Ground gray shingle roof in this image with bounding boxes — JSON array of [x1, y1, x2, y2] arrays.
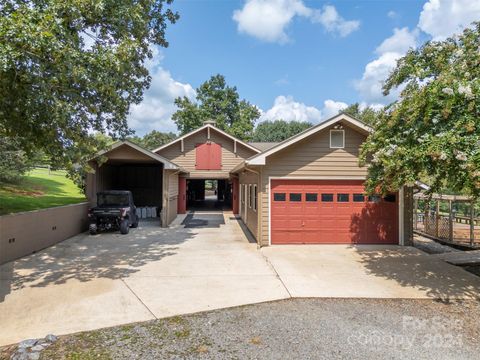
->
[[248, 142, 279, 152]]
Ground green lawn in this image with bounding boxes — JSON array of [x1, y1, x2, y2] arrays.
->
[[0, 168, 86, 215]]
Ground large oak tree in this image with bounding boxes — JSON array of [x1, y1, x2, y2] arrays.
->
[[0, 0, 178, 171]]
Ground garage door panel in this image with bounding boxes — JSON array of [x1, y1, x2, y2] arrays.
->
[[271, 180, 398, 245]]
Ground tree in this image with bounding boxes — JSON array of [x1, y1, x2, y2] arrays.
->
[[129, 130, 176, 150], [360, 22, 480, 198], [172, 74, 260, 140], [0, 137, 35, 183], [251, 120, 312, 142], [0, 0, 179, 172], [342, 103, 380, 125]]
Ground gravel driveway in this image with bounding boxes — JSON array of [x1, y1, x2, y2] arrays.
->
[[3, 298, 478, 360]]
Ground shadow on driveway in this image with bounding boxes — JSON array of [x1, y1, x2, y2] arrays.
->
[[352, 246, 480, 301], [0, 221, 193, 302]]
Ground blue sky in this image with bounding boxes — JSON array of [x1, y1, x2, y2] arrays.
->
[[128, 0, 480, 135]]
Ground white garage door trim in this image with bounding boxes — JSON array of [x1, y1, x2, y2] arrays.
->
[[267, 176, 404, 246]]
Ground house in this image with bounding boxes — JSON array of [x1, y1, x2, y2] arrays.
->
[[86, 113, 413, 246]]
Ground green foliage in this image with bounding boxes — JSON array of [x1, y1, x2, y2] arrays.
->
[[251, 120, 312, 142], [342, 103, 380, 126], [0, 168, 86, 215], [172, 74, 260, 140], [0, 0, 179, 172], [68, 132, 115, 193], [361, 22, 480, 198], [128, 130, 176, 150], [0, 137, 35, 183]]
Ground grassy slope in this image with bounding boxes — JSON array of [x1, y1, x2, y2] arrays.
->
[[0, 168, 86, 215]]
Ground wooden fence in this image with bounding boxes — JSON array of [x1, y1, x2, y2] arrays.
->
[[413, 194, 479, 249]]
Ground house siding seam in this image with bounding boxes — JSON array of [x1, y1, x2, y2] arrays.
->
[[259, 124, 368, 246]]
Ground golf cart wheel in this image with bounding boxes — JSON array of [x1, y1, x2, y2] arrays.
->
[[89, 224, 97, 235], [120, 219, 130, 234]]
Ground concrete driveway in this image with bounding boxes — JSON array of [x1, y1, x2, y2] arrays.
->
[[1, 211, 480, 346]]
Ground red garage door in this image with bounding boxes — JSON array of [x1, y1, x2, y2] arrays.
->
[[271, 180, 398, 244]]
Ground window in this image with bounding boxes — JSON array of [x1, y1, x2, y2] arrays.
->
[[306, 193, 318, 202], [368, 195, 381, 203], [383, 194, 396, 203], [241, 185, 245, 204], [337, 193, 349, 202], [274, 193, 286, 201], [289, 193, 302, 202], [253, 185, 258, 211], [248, 185, 252, 208], [321, 193, 334, 202], [353, 194, 365, 202], [330, 129, 345, 148]]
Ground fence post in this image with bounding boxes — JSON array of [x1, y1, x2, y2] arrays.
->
[[424, 201, 429, 233], [413, 198, 418, 230], [470, 201, 475, 247], [448, 200, 453, 242], [435, 200, 440, 238]]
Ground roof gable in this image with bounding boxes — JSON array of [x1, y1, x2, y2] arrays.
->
[[94, 140, 180, 170], [153, 124, 261, 154], [246, 113, 372, 166]]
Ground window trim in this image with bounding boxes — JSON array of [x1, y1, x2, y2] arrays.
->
[[253, 185, 258, 212], [330, 129, 345, 149], [248, 184, 252, 208]]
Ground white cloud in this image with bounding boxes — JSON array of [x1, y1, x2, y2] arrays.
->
[[232, 0, 310, 43], [387, 10, 398, 19], [128, 49, 195, 135], [259, 96, 347, 123], [321, 99, 348, 119], [260, 95, 322, 122], [375, 27, 418, 55], [232, 0, 359, 43], [354, 27, 418, 104], [310, 5, 360, 37], [418, 0, 480, 40]]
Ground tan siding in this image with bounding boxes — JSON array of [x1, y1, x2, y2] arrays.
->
[[156, 128, 257, 178], [167, 197, 178, 225], [258, 124, 368, 246], [105, 144, 155, 162], [166, 172, 179, 225], [238, 171, 259, 240], [168, 172, 179, 197]]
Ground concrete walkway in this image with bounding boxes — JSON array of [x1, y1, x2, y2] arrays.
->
[[1, 211, 480, 346]]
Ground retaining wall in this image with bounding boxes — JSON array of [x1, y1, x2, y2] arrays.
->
[[0, 202, 89, 265]]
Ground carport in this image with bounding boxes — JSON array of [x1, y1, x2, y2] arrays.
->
[[86, 140, 182, 227]]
